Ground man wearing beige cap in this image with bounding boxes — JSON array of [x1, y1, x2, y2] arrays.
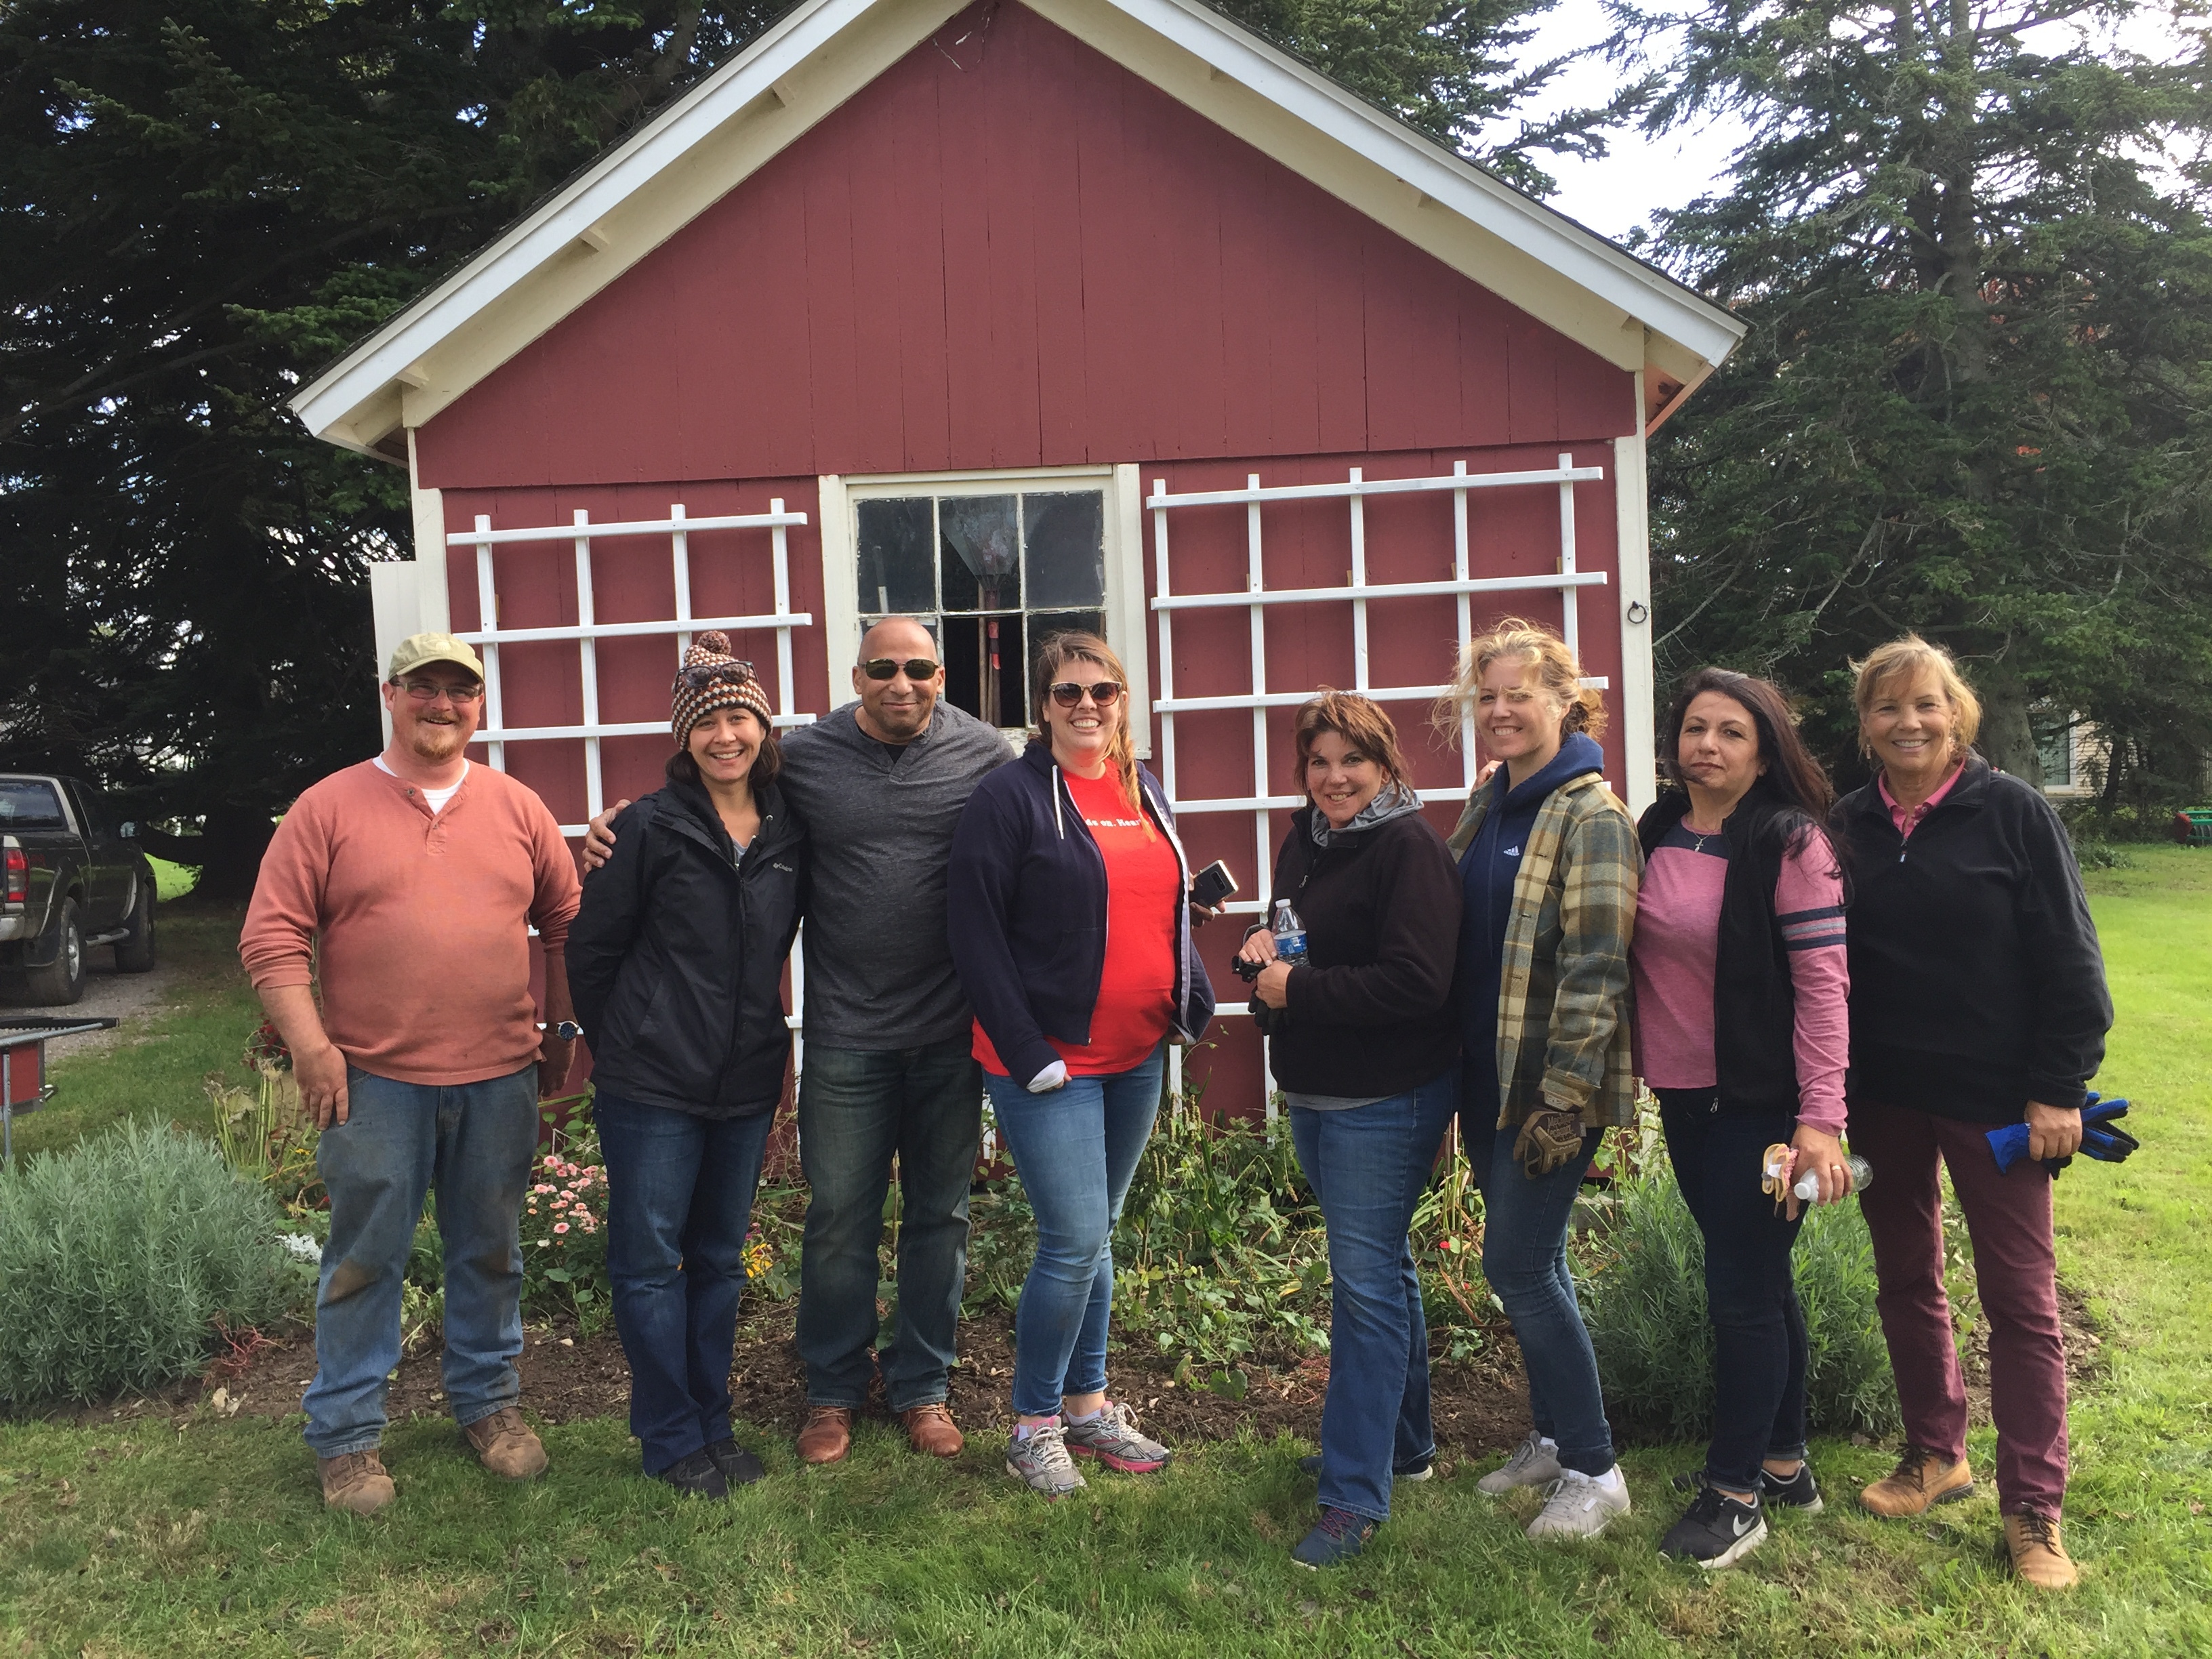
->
[[241, 633, 581, 1515]]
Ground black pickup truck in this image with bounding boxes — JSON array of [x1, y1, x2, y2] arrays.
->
[[0, 775, 158, 1005]]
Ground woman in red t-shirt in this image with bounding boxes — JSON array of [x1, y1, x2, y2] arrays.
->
[[947, 632, 1216, 1500]]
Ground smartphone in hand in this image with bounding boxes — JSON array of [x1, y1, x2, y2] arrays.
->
[[1189, 859, 1237, 914]]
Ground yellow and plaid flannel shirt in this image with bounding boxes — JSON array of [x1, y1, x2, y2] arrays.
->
[[1446, 769, 1643, 1132]]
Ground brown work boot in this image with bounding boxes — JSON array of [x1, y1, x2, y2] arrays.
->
[[1859, 1446, 1974, 1517], [901, 1401, 964, 1458], [798, 1406, 854, 1465], [462, 1406, 548, 1480], [2005, 1511, 2079, 1589], [319, 1450, 396, 1515]]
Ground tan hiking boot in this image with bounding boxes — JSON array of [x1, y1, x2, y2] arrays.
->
[[900, 1402, 964, 1458], [798, 1406, 854, 1465], [1860, 1446, 1974, 1517], [319, 1450, 396, 1515], [462, 1407, 548, 1480], [2005, 1511, 2078, 1589]]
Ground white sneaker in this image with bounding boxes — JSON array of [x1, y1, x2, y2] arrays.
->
[[1525, 1465, 1631, 1540], [1478, 1431, 1563, 1496]]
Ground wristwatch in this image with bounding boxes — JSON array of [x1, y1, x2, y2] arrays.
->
[[552, 1020, 583, 1042]]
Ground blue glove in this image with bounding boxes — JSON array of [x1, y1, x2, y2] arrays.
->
[[1987, 1092, 2135, 1176]]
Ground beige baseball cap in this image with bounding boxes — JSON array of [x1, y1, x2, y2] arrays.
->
[[388, 632, 486, 682]]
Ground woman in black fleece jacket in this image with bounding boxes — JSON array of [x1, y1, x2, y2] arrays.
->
[[1834, 635, 2110, 1591], [1236, 693, 1460, 1569]]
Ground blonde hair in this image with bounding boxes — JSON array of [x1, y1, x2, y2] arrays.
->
[[1851, 634, 1982, 760], [1031, 630, 1143, 809], [1434, 617, 1607, 744]]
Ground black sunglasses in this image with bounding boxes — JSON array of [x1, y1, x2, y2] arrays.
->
[[863, 657, 941, 681], [1048, 680, 1124, 708], [674, 660, 760, 693]]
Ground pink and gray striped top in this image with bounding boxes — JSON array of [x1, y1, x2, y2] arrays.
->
[[1631, 819, 1851, 1134]]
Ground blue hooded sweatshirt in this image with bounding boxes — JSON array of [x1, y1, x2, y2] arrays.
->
[[1458, 731, 1607, 1121]]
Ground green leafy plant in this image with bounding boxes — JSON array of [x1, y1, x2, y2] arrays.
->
[[0, 1122, 310, 1406], [1577, 1162, 1901, 1442]]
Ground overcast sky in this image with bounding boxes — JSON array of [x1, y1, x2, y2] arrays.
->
[[1502, 0, 2196, 246]]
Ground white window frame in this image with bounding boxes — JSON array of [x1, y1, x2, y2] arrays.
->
[[816, 465, 1151, 754], [445, 501, 815, 836]]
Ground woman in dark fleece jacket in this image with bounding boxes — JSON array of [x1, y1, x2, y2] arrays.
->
[[1834, 635, 2110, 1592], [946, 632, 1214, 1503], [567, 636, 807, 1500], [1235, 693, 1460, 1570]]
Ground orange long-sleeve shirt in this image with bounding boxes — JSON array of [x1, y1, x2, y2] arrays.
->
[[240, 761, 581, 1086]]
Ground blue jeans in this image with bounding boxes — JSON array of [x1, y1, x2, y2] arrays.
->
[[594, 1093, 774, 1474], [304, 1065, 539, 1457], [983, 1044, 1165, 1418], [1290, 1071, 1458, 1523], [1461, 1066, 1617, 1477], [1657, 1090, 1809, 1493], [794, 1037, 983, 1412]]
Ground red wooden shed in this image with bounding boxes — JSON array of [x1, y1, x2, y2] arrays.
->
[[291, 0, 1743, 1118]]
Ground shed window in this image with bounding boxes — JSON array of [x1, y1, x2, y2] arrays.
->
[[855, 487, 1108, 729]]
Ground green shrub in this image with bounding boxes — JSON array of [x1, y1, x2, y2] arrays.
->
[[1578, 1165, 1900, 1443], [0, 1122, 310, 1406]]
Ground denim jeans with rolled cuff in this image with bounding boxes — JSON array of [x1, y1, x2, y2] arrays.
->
[[595, 1091, 774, 1475], [304, 1064, 539, 1458], [983, 1042, 1165, 1419], [1656, 1089, 1810, 1494], [1289, 1069, 1458, 1523], [1460, 1064, 1617, 1477], [794, 1036, 984, 1413]]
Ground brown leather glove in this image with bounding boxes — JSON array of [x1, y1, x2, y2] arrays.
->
[[1513, 1107, 1588, 1179]]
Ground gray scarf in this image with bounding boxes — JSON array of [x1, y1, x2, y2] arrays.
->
[[1309, 779, 1424, 848]]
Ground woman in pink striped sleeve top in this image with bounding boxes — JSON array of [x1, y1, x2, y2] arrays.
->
[[1630, 669, 1853, 1570]]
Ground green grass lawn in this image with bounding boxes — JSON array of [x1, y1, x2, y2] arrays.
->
[[1, 855, 2207, 1656]]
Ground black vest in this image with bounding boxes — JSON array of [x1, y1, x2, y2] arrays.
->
[[1637, 785, 1822, 1116]]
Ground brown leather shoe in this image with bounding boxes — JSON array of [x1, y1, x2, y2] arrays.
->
[[2005, 1511, 2078, 1589], [462, 1406, 548, 1480], [901, 1401, 964, 1458], [798, 1406, 854, 1465], [319, 1450, 396, 1515], [1859, 1446, 1974, 1517]]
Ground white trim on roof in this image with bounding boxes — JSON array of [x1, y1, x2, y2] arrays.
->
[[291, 0, 1742, 455]]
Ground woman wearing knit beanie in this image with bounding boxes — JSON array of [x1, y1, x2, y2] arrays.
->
[[567, 632, 810, 1498]]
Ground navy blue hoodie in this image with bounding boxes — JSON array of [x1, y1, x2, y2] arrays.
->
[[1458, 733, 1607, 1120], [946, 741, 1216, 1086]]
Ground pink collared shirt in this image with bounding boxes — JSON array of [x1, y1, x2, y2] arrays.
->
[[1878, 759, 1965, 840]]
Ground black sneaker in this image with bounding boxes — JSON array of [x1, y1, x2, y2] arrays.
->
[[1658, 1482, 1767, 1569], [1290, 1506, 1378, 1569], [1296, 1452, 1433, 1483], [1758, 1462, 1823, 1514], [652, 1448, 730, 1498], [705, 1438, 765, 1488]]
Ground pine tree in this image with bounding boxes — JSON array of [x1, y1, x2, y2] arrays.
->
[[1637, 0, 2212, 805]]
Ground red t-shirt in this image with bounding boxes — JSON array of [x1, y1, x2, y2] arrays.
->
[[973, 766, 1181, 1079]]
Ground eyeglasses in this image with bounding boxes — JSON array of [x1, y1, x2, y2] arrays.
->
[[863, 657, 941, 682], [397, 680, 483, 703], [1048, 680, 1124, 709], [674, 661, 760, 692]]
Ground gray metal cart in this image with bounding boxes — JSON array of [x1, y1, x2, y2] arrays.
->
[[1, 1015, 121, 1164]]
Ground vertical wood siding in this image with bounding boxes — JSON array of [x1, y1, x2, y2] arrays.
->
[[413, 1, 1633, 491]]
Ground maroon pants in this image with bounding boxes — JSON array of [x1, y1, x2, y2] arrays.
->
[[1849, 1098, 2068, 1517]]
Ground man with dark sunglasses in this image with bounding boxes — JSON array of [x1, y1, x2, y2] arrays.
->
[[585, 616, 1010, 1465]]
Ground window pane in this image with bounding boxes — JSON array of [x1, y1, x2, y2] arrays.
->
[[2032, 712, 2073, 789], [943, 612, 1026, 729], [939, 495, 1021, 613], [0, 780, 66, 829], [857, 497, 935, 616], [1027, 610, 1109, 707], [1022, 493, 1106, 608]]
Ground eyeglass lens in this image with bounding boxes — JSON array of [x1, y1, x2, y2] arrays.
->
[[403, 681, 483, 703]]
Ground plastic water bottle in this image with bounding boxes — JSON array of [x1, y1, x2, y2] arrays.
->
[[1794, 1153, 1875, 1203], [1271, 899, 1309, 965]]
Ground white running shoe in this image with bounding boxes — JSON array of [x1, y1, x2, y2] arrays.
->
[[1525, 1465, 1631, 1540], [1478, 1431, 1563, 1496]]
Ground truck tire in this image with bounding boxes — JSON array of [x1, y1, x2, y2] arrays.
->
[[114, 879, 157, 973], [22, 897, 87, 1006]]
